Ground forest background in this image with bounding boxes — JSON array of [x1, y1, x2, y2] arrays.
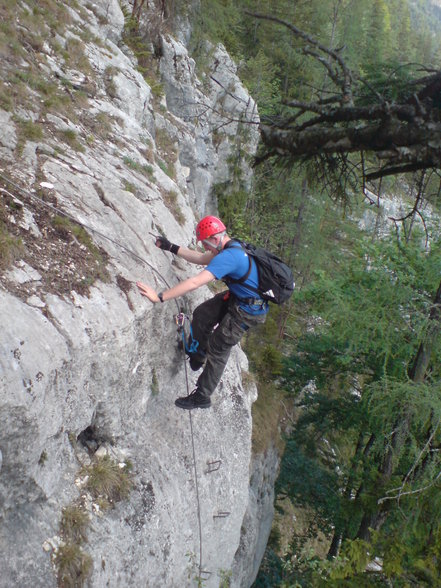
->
[[187, 1, 441, 586]]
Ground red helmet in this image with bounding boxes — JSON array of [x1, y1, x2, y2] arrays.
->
[[195, 215, 226, 241]]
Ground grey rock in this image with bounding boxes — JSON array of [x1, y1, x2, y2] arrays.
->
[[87, 0, 125, 43], [0, 2, 275, 587], [0, 111, 17, 157], [5, 261, 42, 284], [26, 295, 46, 308], [159, 36, 260, 216]]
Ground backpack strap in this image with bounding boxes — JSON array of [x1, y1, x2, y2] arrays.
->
[[223, 240, 268, 302], [223, 240, 253, 285]]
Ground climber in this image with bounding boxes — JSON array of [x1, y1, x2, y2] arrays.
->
[[136, 215, 268, 410]]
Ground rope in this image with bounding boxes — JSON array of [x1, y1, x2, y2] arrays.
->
[[178, 317, 202, 580], [1, 171, 206, 580], [188, 391, 204, 580]]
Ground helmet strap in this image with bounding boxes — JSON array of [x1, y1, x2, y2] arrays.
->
[[203, 231, 226, 252], [214, 231, 226, 251]]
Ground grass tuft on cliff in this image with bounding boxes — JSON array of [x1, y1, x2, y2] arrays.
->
[[55, 542, 93, 588], [82, 455, 133, 508]]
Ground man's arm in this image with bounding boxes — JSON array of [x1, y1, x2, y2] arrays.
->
[[136, 269, 215, 303], [177, 246, 215, 265], [155, 235, 214, 265]]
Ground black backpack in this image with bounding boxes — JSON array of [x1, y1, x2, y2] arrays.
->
[[224, 240, 295, 304]]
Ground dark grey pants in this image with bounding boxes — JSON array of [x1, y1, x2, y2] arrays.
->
[[191, 291, 267, 398]]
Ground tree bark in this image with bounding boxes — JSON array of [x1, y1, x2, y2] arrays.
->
[[408, 279, 441, 382], [328, 432, 375, 556], [260, 117, 441, 168]]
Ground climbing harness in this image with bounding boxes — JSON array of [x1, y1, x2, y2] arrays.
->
[[175, 311, 199, 355]]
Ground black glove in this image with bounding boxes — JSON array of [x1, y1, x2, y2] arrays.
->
[[155, 236, 179, 255]]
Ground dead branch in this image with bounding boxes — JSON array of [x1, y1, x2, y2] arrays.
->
[[244, 12, 441, 185]]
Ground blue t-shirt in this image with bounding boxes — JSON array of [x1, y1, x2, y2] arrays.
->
[[206, 242, 269, 315]]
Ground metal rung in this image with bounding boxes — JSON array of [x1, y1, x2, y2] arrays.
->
[[206, 459, 222, 473], [213, 511, 230, 519], [200, 570, 212, 579]]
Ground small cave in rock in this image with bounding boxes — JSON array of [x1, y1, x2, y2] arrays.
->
[[77, 425, 104, 454], [77, 403, 118, 454]]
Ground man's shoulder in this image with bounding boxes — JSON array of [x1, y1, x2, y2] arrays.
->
[[206, 242, 247, 278], [223, 239, 244, 250]]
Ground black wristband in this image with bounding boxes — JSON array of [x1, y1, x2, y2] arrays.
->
[[158, 292, 164, 303], [170, 244, 179, 255]]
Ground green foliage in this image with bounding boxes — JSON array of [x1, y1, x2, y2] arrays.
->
[[365, 379, 441, 448], [269, 231, 441, 585], [188, 2, 441, 587], [240, 50, 281, 117], [0, 0, 95, 126], [123, 156, 154, 178], [251, 381, 285, 454], [292, 235, 440, 382], [218, 568, 232, 587], [0, 80, 13, 110], [15, 118, 44, 141], [217, 184, 251, 240], [245, 310, 283, 377], [329, 539, 370, 581], [65, 37, 92, 74], [277, 439, 341, 535], [13, 117, 44, 155], [186, 550, 206, 587], [189, 0, 244, 63], [121, 5, 163, 95], [356, 61, 422, 105], [158, 159, 175, 180], [57, 129, 85, 153], [123, 180, 137, 194], [145, 76, 164, 98], [190, 0, 441, 138]]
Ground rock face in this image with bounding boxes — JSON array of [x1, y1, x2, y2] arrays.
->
[[0, 1, 276, 587], [232, 446, 279, 586]]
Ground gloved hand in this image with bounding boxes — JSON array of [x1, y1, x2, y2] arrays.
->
[[155, 236, 180, 255]]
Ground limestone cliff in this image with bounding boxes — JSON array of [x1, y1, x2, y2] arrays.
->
[[0, 1, 277, 587]]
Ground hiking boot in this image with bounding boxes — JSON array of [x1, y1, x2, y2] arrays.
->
[[175, 389, 211, 410], [189, 356, 205, 371], [188, 350, 206, 372]]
